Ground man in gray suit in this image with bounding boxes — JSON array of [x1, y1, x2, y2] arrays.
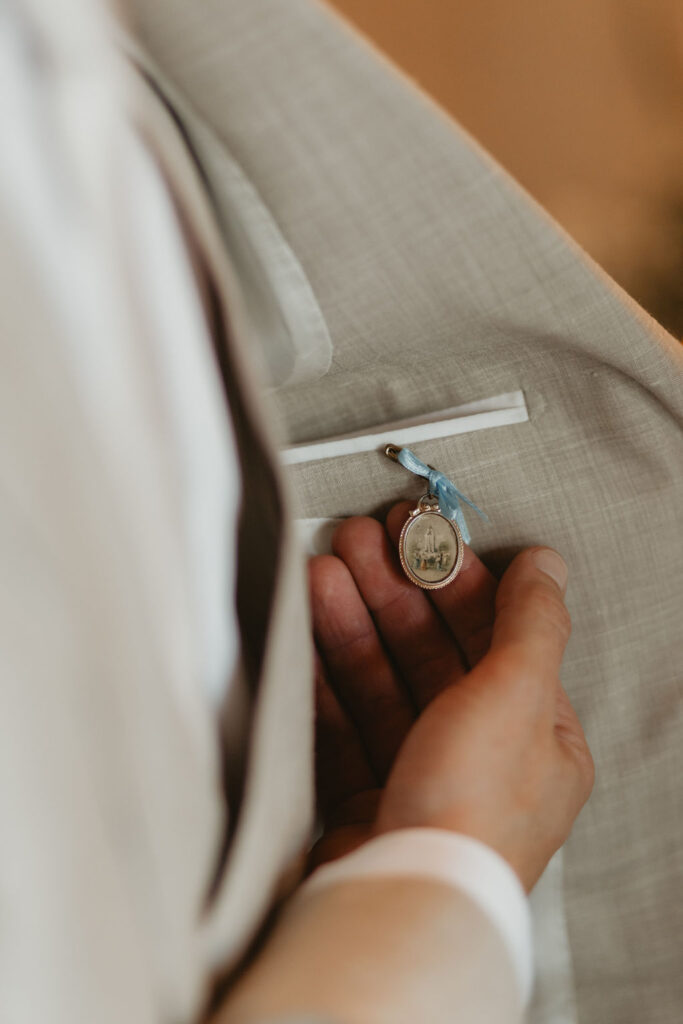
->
[[1, 1, 681, 1023]]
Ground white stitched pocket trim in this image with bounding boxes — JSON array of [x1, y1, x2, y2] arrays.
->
[[281, 390, 528, 466]]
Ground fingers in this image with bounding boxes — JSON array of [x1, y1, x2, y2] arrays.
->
[[308, 554, 415, 781], [331, 516, 467, 707], [314, 652, 375, 816], [386, 501, 498, 668], [483, 546, 572, 706]]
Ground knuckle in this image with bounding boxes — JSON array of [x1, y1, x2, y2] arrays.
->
[[366, 691, 401, 717], [528, 583, 572, 639], [564, 737, 596, 800], [578, 746, 596, 797]]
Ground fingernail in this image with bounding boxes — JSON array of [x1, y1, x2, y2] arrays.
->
[[531, 548, 568, 591]]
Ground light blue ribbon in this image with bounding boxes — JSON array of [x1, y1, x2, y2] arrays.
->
[[396, 447, 489, 545]]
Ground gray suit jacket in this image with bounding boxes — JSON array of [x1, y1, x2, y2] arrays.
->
[[128, 3, 683, 1021]]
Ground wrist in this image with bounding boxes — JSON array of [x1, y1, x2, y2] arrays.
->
[[374, 806, 541, 893]]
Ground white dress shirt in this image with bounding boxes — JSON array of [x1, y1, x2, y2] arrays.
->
[[1, 0, 532, 1013]]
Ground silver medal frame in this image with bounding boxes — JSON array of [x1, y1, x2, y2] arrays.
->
[[397, 494, 464, 590]]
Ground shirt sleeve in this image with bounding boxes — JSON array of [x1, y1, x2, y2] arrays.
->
[[301, 828, 534, 1007], [0, 5, 234, 1022]]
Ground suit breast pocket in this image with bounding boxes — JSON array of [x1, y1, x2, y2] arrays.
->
[[280, 390, 529, 555]]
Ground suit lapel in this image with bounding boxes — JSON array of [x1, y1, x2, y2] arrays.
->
[[123, 45, 315, 977]]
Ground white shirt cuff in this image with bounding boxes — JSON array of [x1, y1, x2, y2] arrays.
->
[[303, 828, 533, 1006]]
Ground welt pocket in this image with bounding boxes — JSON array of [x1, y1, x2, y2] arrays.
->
[[282, 389, 529, 466], [283, 390, 529, 555]]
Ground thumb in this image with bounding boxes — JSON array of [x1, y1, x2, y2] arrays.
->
[[478, 547, 572, 699]]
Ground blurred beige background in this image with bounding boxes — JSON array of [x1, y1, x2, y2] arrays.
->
[[329, 0, 683, 336]]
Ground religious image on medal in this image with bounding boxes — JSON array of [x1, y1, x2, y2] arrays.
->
[[403, 512, 458, 584]]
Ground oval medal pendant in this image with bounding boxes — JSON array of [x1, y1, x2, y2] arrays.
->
[[398, 494, 464, 590]]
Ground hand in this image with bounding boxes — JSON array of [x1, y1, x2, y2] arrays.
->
[[308, 502, 594, 892]]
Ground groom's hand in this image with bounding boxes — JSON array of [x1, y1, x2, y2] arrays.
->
[[308, 502, 594, 892]]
